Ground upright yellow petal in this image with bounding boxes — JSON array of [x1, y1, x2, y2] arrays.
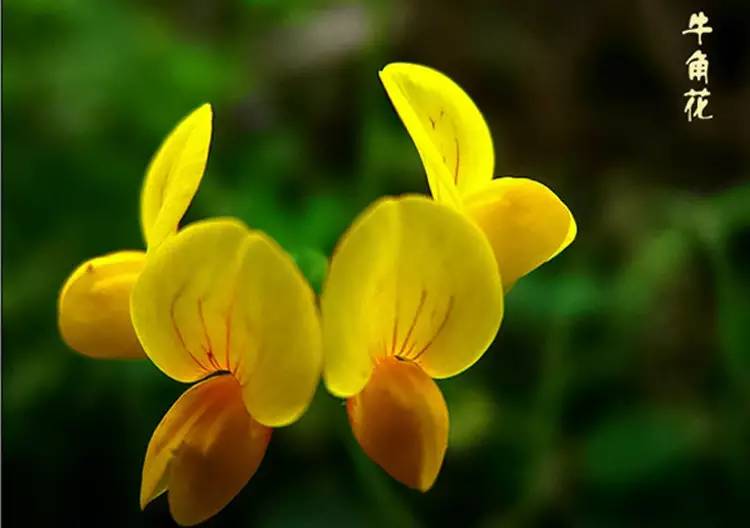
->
[[463, 177, 576, 291], [379, 63, 494, 204], [348, 356, 448, 491], [58, 251, 146, 359], [322, 196, 503, 398], [131, 218, 321, 427], [140, 104, 212, 249], [140, 375, 271, 526]]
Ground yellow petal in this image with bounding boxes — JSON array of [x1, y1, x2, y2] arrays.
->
[[379, 63, 494, 204], [140, 104, 212, 249], [140, 375, 271, 526], [58, 251, 146, 359], [348, 356, 448, 491], [131, 218, 321, 427], [321, 195, 503, 397], [464, 177, 577, 291]]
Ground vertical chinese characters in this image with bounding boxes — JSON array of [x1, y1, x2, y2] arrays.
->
[[682, 11, 713, 122]]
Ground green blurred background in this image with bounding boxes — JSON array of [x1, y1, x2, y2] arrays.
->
[[4, 0, 750, 526]]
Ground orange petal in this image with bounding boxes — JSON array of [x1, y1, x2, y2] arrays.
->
[[141, 375, 271, 526], [58, 251, 146, 359], [347, 356, 448, 491]]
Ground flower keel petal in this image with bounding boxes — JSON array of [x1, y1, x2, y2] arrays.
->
[[141, 375, 271, 526], [58, 251, 146, 359], [348, 357, 448, 491]]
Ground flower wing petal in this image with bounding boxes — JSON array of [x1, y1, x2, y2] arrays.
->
[[58, 251, 146, 359], [464, 177, 576, 291], [234, 231, 322, 427], [131, 218, 321, 426], [140, 104, 212, 249], [131, 219, 248, 382], [322, 196, 503, 397], [379, 63, 493, 203], [140, 375, 271, 526], [320, 198, 400, 398]]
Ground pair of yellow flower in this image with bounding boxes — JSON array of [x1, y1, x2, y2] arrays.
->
[[58, 63, 575, 526]]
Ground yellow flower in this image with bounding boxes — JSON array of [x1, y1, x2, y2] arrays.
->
[[380, 63, 576, 291], [58, 104, 213, 359], [321, 195, 504, 491], [131, 218, 321, 525]]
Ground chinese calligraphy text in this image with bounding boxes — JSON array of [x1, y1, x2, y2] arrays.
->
[[682, 11, 713, 122]]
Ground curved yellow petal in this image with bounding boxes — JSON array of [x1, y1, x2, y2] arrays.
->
[[58, 251, 146, 359], [464, 177, 577, 291], [348, 356, 448, 491], [140, 104, 212, 249], [321, 195, 503, 397], [140, 375, 271, 526], [131, 218, 321, 427], [379, 63, 494, 204]]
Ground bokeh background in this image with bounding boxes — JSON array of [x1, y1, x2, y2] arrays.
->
[[4, 0, 750, 526]]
